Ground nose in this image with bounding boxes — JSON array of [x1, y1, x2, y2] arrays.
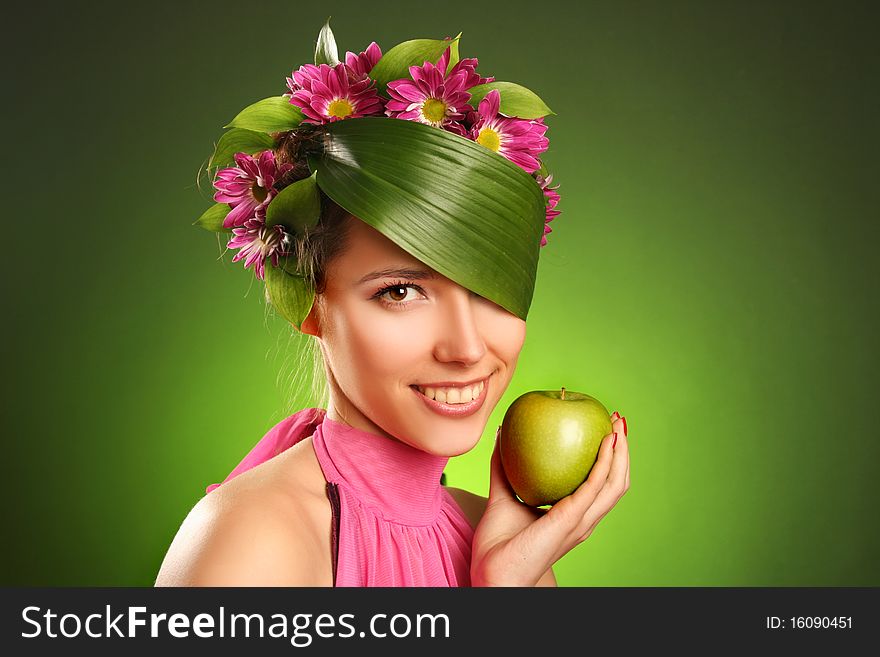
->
[[432, 289, 487, 366]]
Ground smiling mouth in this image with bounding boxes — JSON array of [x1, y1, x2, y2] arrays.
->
[[410, 377, 488, 405]]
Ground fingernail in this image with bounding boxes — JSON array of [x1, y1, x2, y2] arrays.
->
[[611, 411, 620, 421], [621, 416, 628, 438], [612, 432, 618, 449]]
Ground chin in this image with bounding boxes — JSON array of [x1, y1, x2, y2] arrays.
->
[[405, 384, 499, 455], [421, 419, 487, 457]]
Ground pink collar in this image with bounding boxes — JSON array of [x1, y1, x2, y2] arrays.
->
[[206, 408, 449, 525], [314, 415, 448, 526]]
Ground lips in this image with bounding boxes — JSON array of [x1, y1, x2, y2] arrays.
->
[[410, 374, 491, 418], [413, 379, 486, 404]]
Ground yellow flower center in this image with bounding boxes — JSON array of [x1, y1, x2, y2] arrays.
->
[[476, 127, 501, 152], [251, 182, 268, 202], [422, 98, 448, 123], [327, 98, 355, 118]]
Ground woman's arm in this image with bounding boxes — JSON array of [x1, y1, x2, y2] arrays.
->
[[446, 486, 557, 587], [535, 567, 557, 586], [155, 488, 326, 587]]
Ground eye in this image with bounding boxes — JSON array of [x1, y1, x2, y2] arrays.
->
[[371, 281, 426, 308], [385, 286, 412, 302]]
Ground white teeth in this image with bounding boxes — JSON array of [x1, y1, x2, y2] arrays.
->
[[416, 380, 485, 404]]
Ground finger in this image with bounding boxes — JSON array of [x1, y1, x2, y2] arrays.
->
[[611, 413, 624, 440], [618, 414, 630, 491], [556, 431, 620, 540], [611, 412, 630, 491], [488, 426, 518, 504], [569, 430, 617, 509], [574, 420, 631, 537], [591, 430, 628, 515], [537, 417, 630, 554], [530, 431, 616, 533], [605, 416, 628, 489], [515, 431, 617, 562]]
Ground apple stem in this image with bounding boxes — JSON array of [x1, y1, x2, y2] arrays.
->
[[561, 387, 566, 400]]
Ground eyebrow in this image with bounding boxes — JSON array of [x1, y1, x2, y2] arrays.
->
[[357, 267, 437, 284]]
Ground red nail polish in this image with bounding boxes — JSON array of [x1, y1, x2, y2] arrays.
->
[[621, 416, 628, 437], [611, 411, 620, 421], [612, 432, 618, 449]]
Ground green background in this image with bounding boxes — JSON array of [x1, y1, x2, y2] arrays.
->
[[3, 0, 877, 586]]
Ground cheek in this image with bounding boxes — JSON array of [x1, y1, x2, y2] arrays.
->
[[331, 307, 432, 382], [482, 306, 527, 363]]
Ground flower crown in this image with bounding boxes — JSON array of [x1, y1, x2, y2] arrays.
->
[[196, 20, 559, 280]]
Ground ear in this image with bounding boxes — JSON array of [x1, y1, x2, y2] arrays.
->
[[298, 299, 321, 337]]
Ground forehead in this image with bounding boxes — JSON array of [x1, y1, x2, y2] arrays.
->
[[330, 216, 433, 281]]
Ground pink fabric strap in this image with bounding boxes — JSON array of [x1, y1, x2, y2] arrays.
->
[[205, 408, 325, 494]]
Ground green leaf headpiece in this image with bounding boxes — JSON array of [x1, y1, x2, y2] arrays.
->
[[195, 19, 560, 328]]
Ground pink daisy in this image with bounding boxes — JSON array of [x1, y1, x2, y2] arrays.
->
[[286, 60, 384, 124], [437, 48, 494, 88], [344, 41, 382, 78], [385, 51, 492, 136], [468, 89, 549, 174], [536, 173, 561, 247], [213, 151, 292, 229], [227, 218, 292, 281]]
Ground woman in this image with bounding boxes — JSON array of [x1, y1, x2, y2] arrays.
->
[[155, 24, 629, 587]]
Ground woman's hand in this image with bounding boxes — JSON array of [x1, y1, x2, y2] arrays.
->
[[470, 412, 630, 587]]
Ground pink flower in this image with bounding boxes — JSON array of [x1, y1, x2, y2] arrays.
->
[[385, 50, 493, 136], [345, 41, 382, 78], [227, 218, 292, 280], [437, 48, 494, 88], [286, 60, 384, 124], [536, 173, 561, 247], [213, 151, 292, 229], [468, 90, 548, 174]]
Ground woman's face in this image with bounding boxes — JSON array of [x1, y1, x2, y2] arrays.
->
[[304, 216, 527, 456]]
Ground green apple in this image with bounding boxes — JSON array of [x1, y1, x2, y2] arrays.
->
[[499, 388, 612, 507]]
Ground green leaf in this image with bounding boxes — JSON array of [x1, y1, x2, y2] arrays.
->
[[447, 32, 462, 71], [278, 256, 302, 277], [264, 258, 315, 330], [369, 37, 457, 93], [209, 128, 276, 169], [224, 97, 303, 133], [468, 81, 555, 119], [194, 203, 233, 233], [310, 117, 544, 320], [314, 17, 339, 66], [266, 171, 321, 233]]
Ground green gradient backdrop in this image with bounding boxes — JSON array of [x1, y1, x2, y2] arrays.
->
[[2, 1, 877, 586]]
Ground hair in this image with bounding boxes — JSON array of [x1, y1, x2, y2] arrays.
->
[[271, 191, 353, 415]]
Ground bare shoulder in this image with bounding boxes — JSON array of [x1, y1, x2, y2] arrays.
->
[[155, 437, 333, 587], [444, 486, 488, 530]]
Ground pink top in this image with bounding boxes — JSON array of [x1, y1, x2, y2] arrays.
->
[[206, 408, 474, 586]]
